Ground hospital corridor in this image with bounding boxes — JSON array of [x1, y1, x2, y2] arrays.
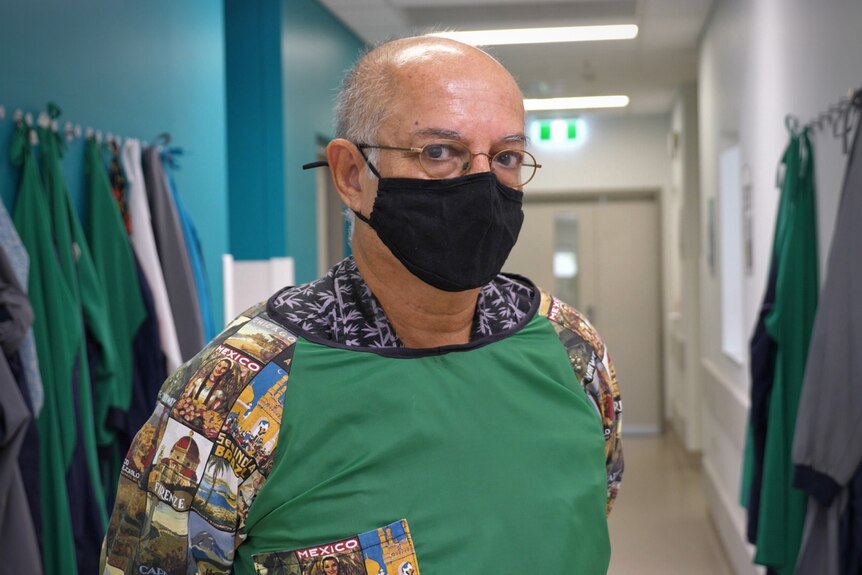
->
[[2, 0, 861, 574]]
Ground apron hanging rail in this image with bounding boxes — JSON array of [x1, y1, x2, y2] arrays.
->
[[785, 86, 862, 154], [0, 101, 170, 149]]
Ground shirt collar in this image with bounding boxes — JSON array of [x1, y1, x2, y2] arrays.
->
[[269, 257, 536, 349]]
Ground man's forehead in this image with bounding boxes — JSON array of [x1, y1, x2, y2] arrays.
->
[[372, 38, 525, 145]]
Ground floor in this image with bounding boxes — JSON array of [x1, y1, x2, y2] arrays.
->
[[607, 434, 735, 575]]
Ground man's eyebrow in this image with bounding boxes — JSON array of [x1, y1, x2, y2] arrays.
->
[[502, 134, 529, 146], [412, 128, 530, 146]]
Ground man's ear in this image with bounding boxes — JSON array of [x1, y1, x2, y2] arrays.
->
[[326, 139, 367, 213]]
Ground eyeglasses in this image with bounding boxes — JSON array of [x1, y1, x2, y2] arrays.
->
[[356, 139, 542, 187]]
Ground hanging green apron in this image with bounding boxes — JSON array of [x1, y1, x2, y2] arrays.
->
[[11, 123, 81, 575], [83, 136, 148, 493], [40, 127, 113, 521], [756, 130, 819, 573]]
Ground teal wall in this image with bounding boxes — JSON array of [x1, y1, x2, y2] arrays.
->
[[226, 0, 364, 283], [281, 1, 365, 283], [0, 0, 228, 326], [225, 0, 286, 263]]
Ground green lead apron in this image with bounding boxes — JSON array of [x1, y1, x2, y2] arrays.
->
[[84, 136, 148, 495], [236, 314, 610, 574], [755, 130, 819, 573], [41, 128, 112, 523], [11, 123, 81, 575]]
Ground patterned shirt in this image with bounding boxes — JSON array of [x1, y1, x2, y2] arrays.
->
[[100, 257, 623, 575]]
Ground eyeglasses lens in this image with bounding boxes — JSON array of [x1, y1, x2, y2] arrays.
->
[[418, 140, 536, 187]]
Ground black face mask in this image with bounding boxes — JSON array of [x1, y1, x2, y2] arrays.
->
[[353, 172, 524, 292]]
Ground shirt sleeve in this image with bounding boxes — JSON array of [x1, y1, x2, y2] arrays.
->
[[100, 302, 297, 575], [539, 291, 624, 516]]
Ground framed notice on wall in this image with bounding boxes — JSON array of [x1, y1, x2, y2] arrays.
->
[[742, 164, 754, 275], [706, 196, 716, 277]]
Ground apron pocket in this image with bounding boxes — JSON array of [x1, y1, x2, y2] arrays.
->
[[251, 519, 419, 575]]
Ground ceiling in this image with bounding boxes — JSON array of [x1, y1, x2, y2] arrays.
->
[[317, 0, 714, 117]]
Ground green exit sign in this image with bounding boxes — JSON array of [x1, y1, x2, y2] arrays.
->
[[538, 119, 578, 141]]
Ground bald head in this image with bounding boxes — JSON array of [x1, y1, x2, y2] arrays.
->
[[334, 36, 523, 146]]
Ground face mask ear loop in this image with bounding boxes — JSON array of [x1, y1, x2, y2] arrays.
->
[[353, 210, 373, 226], [355, 144, 382, 179], [352, 144, 380, 226]]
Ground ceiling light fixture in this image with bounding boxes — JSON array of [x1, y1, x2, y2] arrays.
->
[[524, 95, 630, 111], [428, 24, 638, 46]]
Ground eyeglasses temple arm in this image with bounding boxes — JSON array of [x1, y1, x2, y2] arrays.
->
[[302, 160, 329, 170]]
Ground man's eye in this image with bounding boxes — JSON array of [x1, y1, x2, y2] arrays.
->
[[422, 144, 459, 161], [494, 150, 525, 168]]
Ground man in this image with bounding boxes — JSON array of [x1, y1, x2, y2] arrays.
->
[[101, 35, 622, 575]]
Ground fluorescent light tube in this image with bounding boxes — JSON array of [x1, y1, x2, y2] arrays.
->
[[524, 95, 630, 111], [428, 25, 638, 46]]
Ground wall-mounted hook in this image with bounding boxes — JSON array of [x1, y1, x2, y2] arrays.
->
[[46, 102, 62, 119], [831, 101, 849, 138], [841, 100, 857, 154], [64, 122, 75, 142]]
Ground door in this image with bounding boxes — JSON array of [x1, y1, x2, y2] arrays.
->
[[504, 192, 662, 433]]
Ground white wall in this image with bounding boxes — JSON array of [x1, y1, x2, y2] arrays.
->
[[529, 114, 671, 193], [698, 0, 862, 572], [667, 83, 703, 451]]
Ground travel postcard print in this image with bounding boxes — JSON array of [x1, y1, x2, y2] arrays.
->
[[189, 510, 235, 573], [147, 418, 214, 512], [131, 498, 190, 574], [158, 317, 256, 409], [359, 519, 418, 575], [226, 361, 289, 465], [121, 402, 170, 487], [159, 316, 249, 407], [223, 315, 297, 364], [252, 519, 419, 575], [172, 344, 263, 439], [103, 476, 150, 572], [191, 431, 245, 531], [238, 468, 266, 525], [545, 295, 605, 357], [253, 535, 365, 575]]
